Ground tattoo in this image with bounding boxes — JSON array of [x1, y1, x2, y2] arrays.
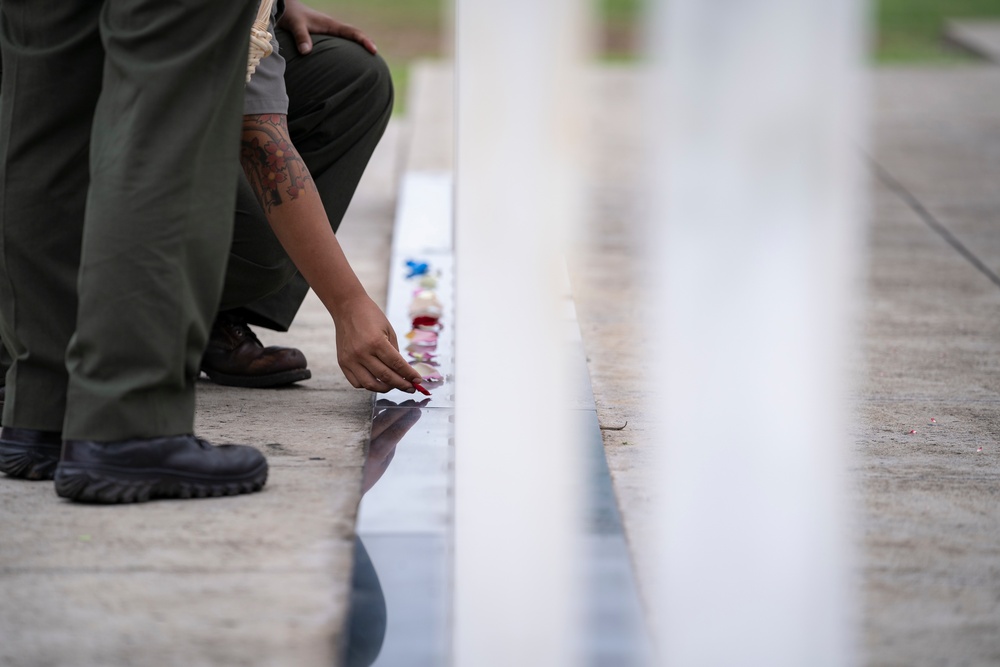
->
[[240, 114, 312, 213]]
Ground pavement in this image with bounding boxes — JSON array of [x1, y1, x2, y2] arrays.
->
[[858, 64, 1000, 666], [4, 31, 1000, 667], [0, 120, 403, 666], [572, 59, 1000, 667]]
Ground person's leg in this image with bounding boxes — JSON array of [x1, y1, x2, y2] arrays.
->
[[0, 0, 269, 496], [52, 0, 268, 502], [0, 0, 102, 433], [198, 33, 393, 389], [219, 177, 300, 314], [234, 32, 394, 332], [63, 0, 256, 441], [198, 175, 310, 388], [0, 342, 10, 414], [0, 0, 104, 478]]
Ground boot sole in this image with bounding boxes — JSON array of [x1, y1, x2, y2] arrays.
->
[[0, 441, 60, 480], [53, 460, 268, 504], [202, 368, 312, 388]]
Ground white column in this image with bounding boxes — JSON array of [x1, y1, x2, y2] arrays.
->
[[453, 2, 590, 666], [648, 1, 866, 665]]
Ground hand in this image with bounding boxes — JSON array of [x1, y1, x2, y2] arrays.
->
[[334, 294, 422, 393], [278, 0, 377, 55]]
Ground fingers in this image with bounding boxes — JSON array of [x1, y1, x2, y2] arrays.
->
[[376, 342, 424, 388], [279, 2, 379, 55], [364, 356, 415, 393], [342, 366, 364, 390], [352, 365, 391, 393], [301, 15, 377, 55], [353, 31, 378, 55], [322, 20, 376, 54], [341, 342, 425, 394], [342, 357, 409, 394], [289, 19, 314, 54]]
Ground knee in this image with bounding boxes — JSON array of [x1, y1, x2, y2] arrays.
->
[[296, 34, 394, 117], [328, 41, 394, 119], [359, 51, 394, 116]]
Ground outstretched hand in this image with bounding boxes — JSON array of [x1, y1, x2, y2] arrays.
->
[[278, 0, 377, 55], [333, 294, 422, 393]]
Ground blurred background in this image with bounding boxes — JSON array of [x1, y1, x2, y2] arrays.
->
[[312, 0, 1000, 113]]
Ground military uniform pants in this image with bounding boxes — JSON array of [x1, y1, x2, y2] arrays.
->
[[218, 30, 395, 331], [0, 0, 255, 440]]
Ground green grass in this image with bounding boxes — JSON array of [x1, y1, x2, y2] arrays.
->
[[310, 0, 442, 29], [307, 0, 443, 114], [310, 0, 1000, 62], [600, 0, 642, 23], [385, 60, 410, 115], [302, 0, 1000, 113], [596, 0, 1000, 63], [876, 0, 1000, 62]]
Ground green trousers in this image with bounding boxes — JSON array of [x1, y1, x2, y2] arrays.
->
[[0, 28, 392, 426], [0, 0, 255, 440], [219, 30, 394, 331]]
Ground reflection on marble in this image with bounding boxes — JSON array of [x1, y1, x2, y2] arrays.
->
[[362, 400, 429, 496], [341, 537, 386, 667], [341, 533, 451, 667], [342, 402, 650, 666], [346, 170, 646, 664], [356, 402, 453, 535], [342, 399, 453, 666], [348, 534, 450, 667], [393, 173, 454, 253]]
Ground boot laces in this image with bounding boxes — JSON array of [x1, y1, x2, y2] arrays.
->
[[218, 313, 262, 346]]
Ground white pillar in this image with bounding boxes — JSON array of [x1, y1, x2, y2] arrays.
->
[[648, 1, 866, 665], [453, 2, 590, 666]]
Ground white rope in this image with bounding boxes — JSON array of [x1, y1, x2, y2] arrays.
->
[[246, 0, 276, 83]]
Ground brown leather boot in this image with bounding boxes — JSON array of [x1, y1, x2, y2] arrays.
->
[[201, 312, 311, 388]]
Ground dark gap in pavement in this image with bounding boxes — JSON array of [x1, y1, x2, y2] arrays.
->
[[870, 158, 1000, 290]]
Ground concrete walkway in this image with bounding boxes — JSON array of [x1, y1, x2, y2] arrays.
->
[[572, 63, 1000, 666], [0, 121, 404, 666], [859, 65, 1000, 666], [4, 46, 1000, 667]]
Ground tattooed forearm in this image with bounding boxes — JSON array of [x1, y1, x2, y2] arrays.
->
[[240, 114, 313, 214]]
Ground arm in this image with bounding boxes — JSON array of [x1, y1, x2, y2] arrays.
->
[[240, 113, 419, 393], [277, 0, 377, 55]]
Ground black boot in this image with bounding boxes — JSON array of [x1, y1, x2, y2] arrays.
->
[[0, 427, 62, 480], [55, 435, 268, 504]]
